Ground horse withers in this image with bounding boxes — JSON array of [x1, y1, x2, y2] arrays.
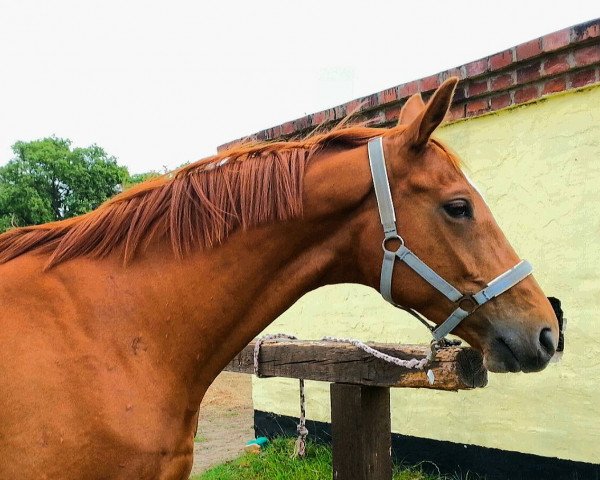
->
[[0, 78, 559, 479]]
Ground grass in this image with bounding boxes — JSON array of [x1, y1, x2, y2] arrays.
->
[[191, 437, 445, 480]]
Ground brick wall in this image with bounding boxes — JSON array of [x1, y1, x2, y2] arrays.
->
[[220, 18, 600, 150]]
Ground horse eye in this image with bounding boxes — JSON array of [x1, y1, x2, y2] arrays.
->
[[443, 200, 473, 219]]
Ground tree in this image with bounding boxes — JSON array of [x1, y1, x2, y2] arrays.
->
[[0, 137, 129, 230], [123, 170, 162, 189]]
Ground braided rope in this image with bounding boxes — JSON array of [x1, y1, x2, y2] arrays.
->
[[321, 336, 429, 370], [253, 334, 308, 458], [252, 334, 436, 459], [293, 378, 308, 458], [253, 333, 299, 375]]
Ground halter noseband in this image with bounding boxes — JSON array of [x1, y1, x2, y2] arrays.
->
[[368, 137, 533, 343]]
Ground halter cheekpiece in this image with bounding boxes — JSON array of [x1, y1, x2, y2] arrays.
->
[[367, 137, 533, 347]]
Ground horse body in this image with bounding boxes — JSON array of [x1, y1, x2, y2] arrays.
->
[[1, 254, 196, 478], [0, 194, 363, 478], [0, 79, 559, 478]]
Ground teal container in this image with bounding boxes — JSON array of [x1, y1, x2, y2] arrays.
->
[[245, 436, 269, 447]]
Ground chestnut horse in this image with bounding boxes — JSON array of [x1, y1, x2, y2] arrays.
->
[[0, 78, 558, 479]]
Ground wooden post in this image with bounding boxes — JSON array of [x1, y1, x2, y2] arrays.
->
[[330, 384, 391, 480]]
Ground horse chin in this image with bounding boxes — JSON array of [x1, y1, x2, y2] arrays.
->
[[483, 352, 522, 373], [482, 336, 550, 373]]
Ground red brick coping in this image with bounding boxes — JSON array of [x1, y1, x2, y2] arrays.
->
[[220, 19, 599, 150]]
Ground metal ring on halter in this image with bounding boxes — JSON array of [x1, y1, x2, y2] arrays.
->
[[457, 295, 479, 314], [382, 234, 405, 253]]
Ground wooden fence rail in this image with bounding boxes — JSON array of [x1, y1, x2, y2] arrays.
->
[[224, 340, 487, 480]]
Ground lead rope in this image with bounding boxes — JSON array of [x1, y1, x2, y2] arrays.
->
[[253, 333, 436, 458], [321, 336, 430, 370], [253, 334, 308, 458]]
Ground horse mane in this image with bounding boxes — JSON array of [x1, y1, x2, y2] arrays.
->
[[0, 124, 412, 269]]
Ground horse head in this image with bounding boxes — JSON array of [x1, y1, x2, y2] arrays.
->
[[352, 78, 559, 373]]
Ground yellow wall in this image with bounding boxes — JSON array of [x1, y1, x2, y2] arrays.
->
[[253, 84, 600, 464]]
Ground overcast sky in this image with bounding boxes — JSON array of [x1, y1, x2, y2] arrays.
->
[[1, 1, 598, 173]]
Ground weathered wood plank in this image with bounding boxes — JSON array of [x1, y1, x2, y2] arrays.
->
[[224, 340, 487, 391], [331, 384, 391, 480]]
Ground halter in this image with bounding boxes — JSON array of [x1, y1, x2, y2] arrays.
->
[[368, 137, 533, 345]]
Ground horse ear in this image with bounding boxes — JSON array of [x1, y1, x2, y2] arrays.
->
[[397, 93, 425, 125], [403, 77, 458, 149]]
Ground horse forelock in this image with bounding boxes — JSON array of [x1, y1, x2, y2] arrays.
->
[[0, 124, 460, 268]]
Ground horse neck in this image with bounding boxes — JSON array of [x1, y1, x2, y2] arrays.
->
[[81, 144, 374, 407]]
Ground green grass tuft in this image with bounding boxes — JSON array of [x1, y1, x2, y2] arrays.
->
[[191, 437, 445, 480]]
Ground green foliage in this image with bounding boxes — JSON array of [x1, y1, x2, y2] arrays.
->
[[0, 137, 128, 230], [0, 214, 15, 232], [192, 437, 443, 480], [123, 170, 162, 189]]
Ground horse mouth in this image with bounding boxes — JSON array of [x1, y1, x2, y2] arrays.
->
[[484, 337, 521, 373], [484, 334, 554, 373]]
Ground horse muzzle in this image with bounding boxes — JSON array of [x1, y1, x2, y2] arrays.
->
[[484, 296, 565, 373]]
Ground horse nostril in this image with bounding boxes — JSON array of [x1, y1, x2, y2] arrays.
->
[[539, 328, 555, 357]]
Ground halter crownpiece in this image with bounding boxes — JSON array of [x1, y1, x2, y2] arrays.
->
[[367, 137, 533, 343]]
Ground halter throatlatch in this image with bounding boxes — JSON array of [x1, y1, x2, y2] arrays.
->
[[368, 137, 533, 351]]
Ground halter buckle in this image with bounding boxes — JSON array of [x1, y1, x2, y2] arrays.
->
[[426, 339, 439, 363]]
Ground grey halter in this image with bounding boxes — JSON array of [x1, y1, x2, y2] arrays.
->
[[368, 137, 533, 343]]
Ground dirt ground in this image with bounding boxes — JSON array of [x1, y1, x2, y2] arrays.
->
[[190, 372, 254, 476]]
